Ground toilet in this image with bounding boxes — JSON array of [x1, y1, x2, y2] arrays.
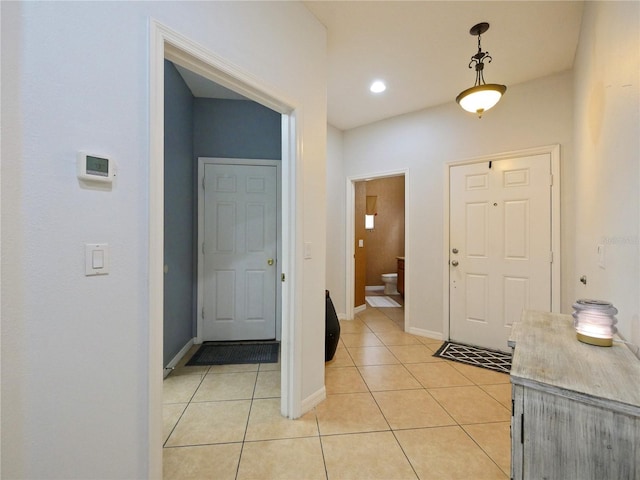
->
[[381, 273, 398, 295]]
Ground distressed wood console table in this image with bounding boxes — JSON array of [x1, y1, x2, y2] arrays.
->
[[509, 310, 640, 479]]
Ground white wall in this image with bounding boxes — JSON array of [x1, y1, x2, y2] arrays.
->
[[1, 2, 326, 478], [326, 125, 347, 316], [341, 72, 574, 336], [573, 1, 640, 346]]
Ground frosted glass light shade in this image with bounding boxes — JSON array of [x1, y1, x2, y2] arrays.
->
[[456, 84, 507, 116], [365, 214, 375, 230], [572, 299, 618, 347], [370, 80, 386, 93]]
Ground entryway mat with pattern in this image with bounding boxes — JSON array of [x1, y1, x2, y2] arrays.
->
[[433, 341, 512, 374], [186, 341, 279, 366]]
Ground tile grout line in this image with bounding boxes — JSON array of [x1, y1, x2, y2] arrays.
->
[[356, 307, 510, 479], [365, 370, 420, 476], [163, 370, 209, 448], [356, 305, 434, 480], [315, 414, 330, 480], [459, 423, 511, 477], [234, 365, 262, 479]]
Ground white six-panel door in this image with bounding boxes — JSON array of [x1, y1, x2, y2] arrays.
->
[[449, 154, 552, 351], [202, 163, 277, 341]]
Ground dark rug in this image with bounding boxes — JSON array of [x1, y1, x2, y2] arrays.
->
[[186, 341, 279, 366], [433, 341, 511, 374]]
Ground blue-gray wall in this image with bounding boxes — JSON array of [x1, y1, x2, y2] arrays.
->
[[163, 63, 281, 366], [194, 98, 282, 159], [164, 60, 194, 366]]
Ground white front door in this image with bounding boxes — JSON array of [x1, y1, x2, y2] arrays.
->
[[449, 154, 552, 351], [202, 162, 278, 341]]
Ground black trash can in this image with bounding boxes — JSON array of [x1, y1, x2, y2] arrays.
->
[[325, 290, 341, 361]]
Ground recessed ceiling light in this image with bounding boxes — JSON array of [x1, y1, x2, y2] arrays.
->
[[370, 80, 386, 93]]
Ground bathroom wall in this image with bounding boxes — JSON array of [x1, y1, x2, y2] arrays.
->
[[354, 181, 367, 306], [364, 176, 405, 286]]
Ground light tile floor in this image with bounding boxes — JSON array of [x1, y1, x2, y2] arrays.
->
[[163, 299, 511, 479]]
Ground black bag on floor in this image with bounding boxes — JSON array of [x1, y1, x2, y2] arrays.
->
[[325, 290, 341, 361]]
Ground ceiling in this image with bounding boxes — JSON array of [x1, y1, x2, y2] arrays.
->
[[177, 1, 584, 131], [175, 64, 248, 101]]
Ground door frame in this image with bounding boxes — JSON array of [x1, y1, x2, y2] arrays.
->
[[442, 144, 561, 341], [150, 20, 300, 478], [196, 157, 282, 343], [345, 169, 409, 324]]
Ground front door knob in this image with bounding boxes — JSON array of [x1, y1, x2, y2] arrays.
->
[[267, 258, 274, 266], [451, 260, 459, 267]]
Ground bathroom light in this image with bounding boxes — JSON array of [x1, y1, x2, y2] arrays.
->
[[365, 215, 375, 230], [370, 80, 386, 93], [572, 299, 618, 347], [455, 22, 507, 118]]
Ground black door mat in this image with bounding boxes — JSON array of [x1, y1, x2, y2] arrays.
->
[[186, 341, 279, 366], [433, 341, 512, 374]]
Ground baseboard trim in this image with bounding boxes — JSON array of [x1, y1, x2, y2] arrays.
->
[[338, 313, 348, 321], [407, 327, 443, 341], [300, 385, 326, 416], [354, 304, 366, 314], [164, 337, 195, 378]]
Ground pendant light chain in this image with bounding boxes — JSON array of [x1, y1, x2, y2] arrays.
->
[[455, 22, 507, 117], [469, 31, 492, 87]]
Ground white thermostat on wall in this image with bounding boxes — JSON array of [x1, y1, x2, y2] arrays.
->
[[77, 152, 116, 183]]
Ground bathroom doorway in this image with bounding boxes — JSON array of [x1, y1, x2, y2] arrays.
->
[[347, 171, 408, 327]]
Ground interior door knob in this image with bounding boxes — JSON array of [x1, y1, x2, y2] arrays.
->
[[267, 258, 274, 266], [451, 260, 459, 267]]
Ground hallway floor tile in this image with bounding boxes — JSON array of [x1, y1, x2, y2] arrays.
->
[[163, 304, 511, 479]]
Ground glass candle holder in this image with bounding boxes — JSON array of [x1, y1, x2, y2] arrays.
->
[[572, 299, 618, 347]]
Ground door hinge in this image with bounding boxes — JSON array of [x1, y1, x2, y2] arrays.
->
[[520, 413, 524, 444], [549, 251, 554, 263], [202, 177, 205, 189], [550, 174, 554, 186], [281, 273, 286, 282], [202, 243, 205, 255], [201, 307, 204, 319]]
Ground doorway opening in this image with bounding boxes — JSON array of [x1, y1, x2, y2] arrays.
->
[[346, 170, 409, 327], [164, 57, 283, 355], [150, 20, 300, 478]]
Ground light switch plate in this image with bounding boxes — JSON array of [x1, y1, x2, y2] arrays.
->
[[85, 243, 109, 276]]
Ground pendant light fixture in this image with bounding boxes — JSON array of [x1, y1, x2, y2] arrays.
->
[[456, 22, 507, 118]]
